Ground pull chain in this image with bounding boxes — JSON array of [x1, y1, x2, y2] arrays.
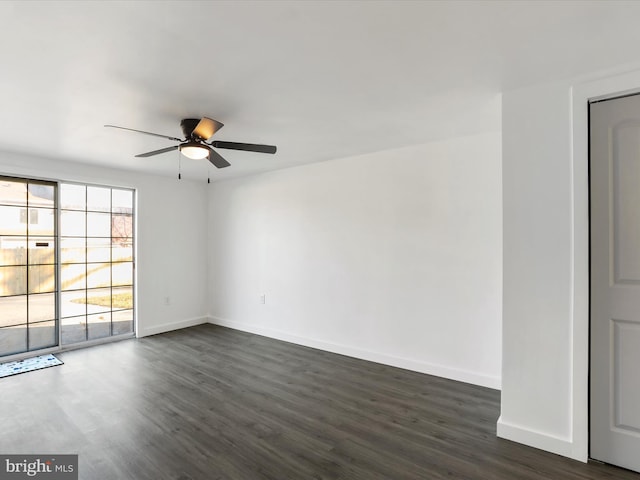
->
[[178, 151, 182, 180]]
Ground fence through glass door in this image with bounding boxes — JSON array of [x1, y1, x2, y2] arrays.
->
[[0, 177, 57, 356]]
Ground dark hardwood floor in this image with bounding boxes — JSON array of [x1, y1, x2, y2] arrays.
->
[[0, 324, 638, 479]]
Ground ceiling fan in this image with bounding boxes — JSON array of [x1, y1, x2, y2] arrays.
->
[[104, 117, 277, 169]]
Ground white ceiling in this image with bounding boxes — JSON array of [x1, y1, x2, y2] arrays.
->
[[1, 0, 640, 181]]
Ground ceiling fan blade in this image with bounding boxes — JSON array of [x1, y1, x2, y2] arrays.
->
[[105, 125, 182, 142], [192, 117, 224, 140], [211, 141, 277, 154], [135, 145, 179, 158], [207, 147, 231, 168]]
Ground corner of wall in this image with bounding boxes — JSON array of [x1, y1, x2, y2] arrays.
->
[[496, 417, 585, 462], [137, 316, 209, 338]]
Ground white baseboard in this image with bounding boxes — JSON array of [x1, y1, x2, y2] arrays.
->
[[497, 416, 585, 462], [137, 316, 208, 338], [208, 316, 501, 390]]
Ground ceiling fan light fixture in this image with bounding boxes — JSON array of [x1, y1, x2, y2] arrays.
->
[[179, 142, 209, 160], [105, 117, 276, 170]]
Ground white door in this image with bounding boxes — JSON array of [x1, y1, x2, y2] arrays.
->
[[590, 94, 640, 473]]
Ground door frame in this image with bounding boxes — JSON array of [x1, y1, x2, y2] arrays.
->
[[572, 71, 640, 461]]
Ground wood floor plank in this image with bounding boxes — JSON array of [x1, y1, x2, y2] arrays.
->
[[0, 324, 639, 479]]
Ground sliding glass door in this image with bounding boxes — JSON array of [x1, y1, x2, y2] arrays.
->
[[0, 177, 135, 358], [60, 183, 134, 345], [0, 177, 57, 356]]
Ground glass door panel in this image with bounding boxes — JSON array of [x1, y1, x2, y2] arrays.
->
[[88, 312, 111, 340], [61, 264, 86, 290], [86, 186, 111, 212], [59, 183, 134, 346], [87, 238, 110, 262], [86, 213, 111, 237], [28, 293, 55, 322], [60, 211, 85, 236], [112, 308, 133, 335], [60, 316, 87, 345], [0, 296, 27, 327], [60, 237, 86, 264], [60, 290, 86, 318], [0, 178, 134, 357], [0, 177, 57, 357], [0, 266, 27, 296], [0, 206, 27, 235], [0, 326, 27, 356], [29, 238, 55, 264], [29, 320, 56, 350]]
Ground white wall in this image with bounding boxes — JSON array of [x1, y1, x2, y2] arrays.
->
[[500, 67, 640, 462], [208, 132, 503, 389], [499, 81, 575, 456], [0, 151, 209, 337]]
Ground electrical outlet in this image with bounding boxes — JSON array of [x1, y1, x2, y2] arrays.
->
[[259, 294, 266, 304]]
